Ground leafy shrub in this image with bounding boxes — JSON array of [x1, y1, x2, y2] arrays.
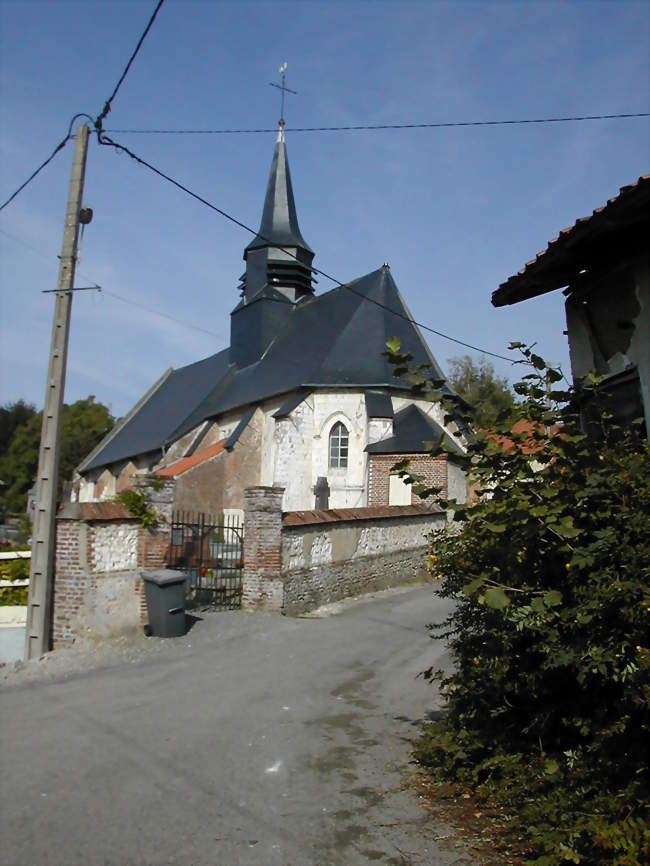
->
[[387, 340, 650, 865], [116, 489, 157, 528], [0, 556, 30, 606]]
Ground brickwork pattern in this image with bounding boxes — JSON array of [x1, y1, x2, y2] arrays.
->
[[52, 479, 175, 646], [367, 453, 449, 506], [242, 487, 285, 611]]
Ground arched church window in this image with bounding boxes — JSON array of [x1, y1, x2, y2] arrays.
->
[[329, 422, 349, 468]]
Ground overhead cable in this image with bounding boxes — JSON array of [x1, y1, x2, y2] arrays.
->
[[105, 111, 650, 135], [0, 113, 93, 213], [95, 0, 166, 132], [97, 132, 515, 363], [0, 227, 224, 340]]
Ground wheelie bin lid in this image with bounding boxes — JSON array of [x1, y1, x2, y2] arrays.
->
[[142, 569, 187, 586]]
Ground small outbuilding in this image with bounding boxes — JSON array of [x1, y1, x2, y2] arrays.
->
[[492, 175, 649, 434]]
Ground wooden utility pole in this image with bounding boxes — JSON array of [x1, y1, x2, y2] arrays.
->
[[25, 124, 89, 660]]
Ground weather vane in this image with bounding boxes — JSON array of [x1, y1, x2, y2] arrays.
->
[[269, 62, 297, 126]]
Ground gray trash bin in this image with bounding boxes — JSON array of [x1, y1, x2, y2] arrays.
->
[[143, 570, 187, 638]]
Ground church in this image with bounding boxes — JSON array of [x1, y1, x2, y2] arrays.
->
[[74, 122, 468, 518]]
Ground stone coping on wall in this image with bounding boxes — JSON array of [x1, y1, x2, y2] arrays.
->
[[282, 503, 442, 528], [57, 501, 134, 521]]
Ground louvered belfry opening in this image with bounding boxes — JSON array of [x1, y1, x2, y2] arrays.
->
[[266, 257, 315, 297]]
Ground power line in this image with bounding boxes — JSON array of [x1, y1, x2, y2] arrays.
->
[[0, 114, 93, 213], [95, 0, 166, 132], [0, 226, 225, 340], [105, 111, 650, 135], [2, 221, 534, 394], [97, 132, 515, 363], [101, 289, 224, 339]]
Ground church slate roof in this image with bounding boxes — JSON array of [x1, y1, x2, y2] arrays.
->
[[365, 404, 465, 456], [83, 265, 454, 473], [81, 351, 230, 472], [244, 132, 313, 256]]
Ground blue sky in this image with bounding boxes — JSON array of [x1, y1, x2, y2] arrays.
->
[[1, 0, 648, 419]]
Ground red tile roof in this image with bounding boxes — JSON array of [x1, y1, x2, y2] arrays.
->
[[485, 419, 561, 455], [156, 440, 226, 477], [283, 503, 441, 527], [493, 175, 650, 306]]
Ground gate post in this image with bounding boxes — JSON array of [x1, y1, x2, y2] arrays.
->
[[242, 486, 284, 612]]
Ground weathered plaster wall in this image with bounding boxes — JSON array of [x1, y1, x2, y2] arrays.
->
[[272, 397, 315, 510], [311, 391, 368, 509], [447, 459, 468, 505], [77, 453, 158, 502], [566, 258, 650, 430], [171, 417, 264, 516], [367, 418, 393, 444]]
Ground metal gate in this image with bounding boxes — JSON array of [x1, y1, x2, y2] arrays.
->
[[168, 511, 244, 610]]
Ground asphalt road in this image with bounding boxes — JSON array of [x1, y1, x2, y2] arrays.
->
[[1, 586, 472, 866]]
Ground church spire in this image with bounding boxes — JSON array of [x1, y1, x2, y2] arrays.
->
[[244, 122, 313, 258], [238, 98, 315, 306]]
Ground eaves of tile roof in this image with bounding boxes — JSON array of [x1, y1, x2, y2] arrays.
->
[[156, 440, 226, 478], [282, 503, 441, 528], [492, 175, 650, 307]]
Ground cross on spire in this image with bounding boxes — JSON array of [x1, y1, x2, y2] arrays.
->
[[269, 62, 297, 134]]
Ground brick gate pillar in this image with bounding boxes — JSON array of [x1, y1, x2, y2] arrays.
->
[[242, 486, 285, 612]]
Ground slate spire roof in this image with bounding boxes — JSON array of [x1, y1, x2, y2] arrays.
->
[[244, 123, 313, 257]]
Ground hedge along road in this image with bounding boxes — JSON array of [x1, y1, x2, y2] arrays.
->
[[0, 586, 471, 866]]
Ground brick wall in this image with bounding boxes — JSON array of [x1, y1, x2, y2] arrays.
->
[[241, 486, 285, 611], [367, 453, 449, 506], [52, 478, 174, 646]]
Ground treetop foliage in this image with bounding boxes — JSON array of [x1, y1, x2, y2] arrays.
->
[[446, 354, 516, 429], [0, 396, 114, 513]]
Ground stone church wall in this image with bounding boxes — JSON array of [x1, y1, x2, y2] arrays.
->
[[172, 412, 263, 516], [311, 391, 368, 509]]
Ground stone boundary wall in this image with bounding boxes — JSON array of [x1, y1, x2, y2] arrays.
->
[[242, 488, 443, 615], [53, 478, 174, 646]]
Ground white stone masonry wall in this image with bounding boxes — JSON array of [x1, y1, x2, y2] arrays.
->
[[90, 523, 139, 573], [281, 514, 443, 571]]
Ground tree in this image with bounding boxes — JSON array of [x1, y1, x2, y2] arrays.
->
[[385, 338, 649, 864], [446, 355, 515, 428], [0, 396, 114, 513], [0, 400, 37, 457]]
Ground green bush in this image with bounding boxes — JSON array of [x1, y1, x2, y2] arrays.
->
[[387, 341, 650, 865], [0, 556, 30, 606], [116, 489, 157, 528]]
